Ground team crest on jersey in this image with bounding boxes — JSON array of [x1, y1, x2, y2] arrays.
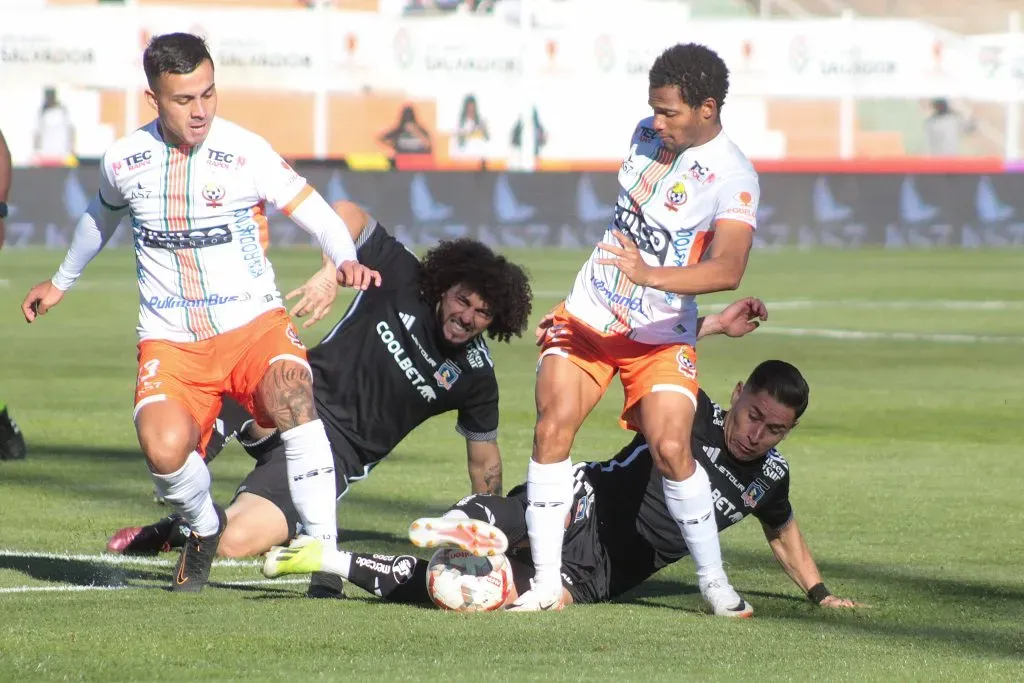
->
[[741, 478, 770, 508], [664, 180, 688, 212], [676, 346, 697, 379], [202, 183, 226, 208], [434, 360, 462, 390], [286, 325, 305, 350]]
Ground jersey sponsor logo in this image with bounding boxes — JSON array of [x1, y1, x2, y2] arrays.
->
[[689, 161, 716, 186], [762, 454, 787, 482], [123, 150, 152, 171], [676, 346, 696, 379], [467, 338, 493, 368], [355, 556, 392, 575], [391, 555, 416, 583], [112, 160, 123, 176], [375, 321, 435, 402], [664, 180, 688, 212], [711, 403, 725, 427], [590, 274, 647, 315], [612, 197, 670, 262], [409, 332, 438, 367], [741, 478, 770, 508], [127, 182, 152, 201], [147, 293, 247, 310], [434, 359, 461, 390], [202, 183, 226, 208], [206, 148, 237, 169], [702, 445, 721, 463], [136, 224, 232, 250], [233, 208, 267, 278], [638, 126, 657, 143], [711, 487, 745, 523]]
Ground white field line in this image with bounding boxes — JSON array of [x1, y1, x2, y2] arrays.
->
[[0, 549, 308, 594], [0, 549, 260, 568], [757, 326, 1024, 344]]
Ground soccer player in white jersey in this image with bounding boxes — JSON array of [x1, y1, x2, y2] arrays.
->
[[513, 43, 760, 613], [20, 33, 380, 592]]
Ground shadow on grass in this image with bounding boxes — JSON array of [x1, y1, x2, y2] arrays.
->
[[0, 555, 164, 586]]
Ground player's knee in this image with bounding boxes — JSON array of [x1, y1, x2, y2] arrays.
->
[[649, 437, 695, 481], [216, 524, 260, 558], [138, 423, 195, 473], [332, 200, 371, 234]]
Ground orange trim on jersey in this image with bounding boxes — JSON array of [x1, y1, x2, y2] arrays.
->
[[168, 147, 216, 339], [686, 229, 714, 266], [280, 184, 313, 217]]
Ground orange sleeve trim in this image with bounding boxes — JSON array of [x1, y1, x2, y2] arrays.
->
[[280, 184, 313, 217]]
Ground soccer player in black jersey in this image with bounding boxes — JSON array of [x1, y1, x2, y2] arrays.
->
[[106, 201, 532, 590], [264, 359, 862, 612]]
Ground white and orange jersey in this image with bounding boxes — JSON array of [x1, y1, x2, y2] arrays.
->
[[564, 118, 759, 346], [98, 117, 312, 343]]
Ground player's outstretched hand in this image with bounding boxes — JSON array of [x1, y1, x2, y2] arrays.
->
[[336, 261, 382, 291], [819, 595, 869, 609], [595, 230, 652, 286], [287, 268, 338, 329], [718, 296, 768, 338], [22, 279, 65, 323]]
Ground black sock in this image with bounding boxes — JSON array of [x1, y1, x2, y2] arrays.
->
[[344, 552, 431, 604]]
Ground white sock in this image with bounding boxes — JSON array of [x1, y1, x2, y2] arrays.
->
[[525, 458, 574, 590], [280, 420, 338, 546], [151, 452, 220, 537], [319, 550, 353, 579], [662, 464, 727, 585]]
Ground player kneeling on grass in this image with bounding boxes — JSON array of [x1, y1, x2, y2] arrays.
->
[[264, 359, 864, 613], [107, 201, 532, 596]]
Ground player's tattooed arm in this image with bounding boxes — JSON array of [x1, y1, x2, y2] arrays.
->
[[467, 439, 502, 495], [255, 361, 317, 432]]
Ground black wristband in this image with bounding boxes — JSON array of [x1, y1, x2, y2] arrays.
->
[[807, 583, 831, 604]]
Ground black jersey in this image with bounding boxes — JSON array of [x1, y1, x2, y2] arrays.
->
[[308, 222, 500, 472], [583, 389, 793, 600]]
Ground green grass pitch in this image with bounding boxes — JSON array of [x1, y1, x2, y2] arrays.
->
[[1, 246, 1022, 681]]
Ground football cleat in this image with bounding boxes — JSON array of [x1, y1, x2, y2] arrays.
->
[[505, 579, 564, 612], [262, 535, 324, 579], [306, 571, 346, 599], [700, 579, 754, 618], [170, 505, 226, 593], [0, 408, 27, 461], [106, 515, 186, 555], [408, 517, 508, 557]]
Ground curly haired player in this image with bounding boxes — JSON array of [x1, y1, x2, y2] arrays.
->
[[108, 201, 533, 597]]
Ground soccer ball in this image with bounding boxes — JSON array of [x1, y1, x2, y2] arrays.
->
[[426, 548, 514, 612]]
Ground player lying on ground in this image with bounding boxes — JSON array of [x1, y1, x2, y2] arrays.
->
[[107, 201, 533, 596], [21, 33, 379, 592], [264, 360, 864, 612], [520, 43, 764, 613]]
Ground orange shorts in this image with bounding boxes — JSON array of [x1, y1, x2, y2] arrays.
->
[[133, 308, 308, 455], [539, 303, 698, 431]]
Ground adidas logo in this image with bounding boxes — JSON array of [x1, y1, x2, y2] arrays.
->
[[399, 312, 416, 330]]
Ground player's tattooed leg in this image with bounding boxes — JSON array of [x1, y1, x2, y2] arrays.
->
[[256, 361, 317, 431]]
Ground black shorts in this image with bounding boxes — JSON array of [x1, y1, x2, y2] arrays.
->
[[451, 466, 612, 605], [230, 423, 364, 540]]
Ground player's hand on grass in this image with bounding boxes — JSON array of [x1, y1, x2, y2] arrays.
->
[[818, 595, 868, 609], [595, 230, 653, 286], [718, 296, 768, 338], [287, 268, 338, 329], [22, 279, 65, 322], [336, 261, 381, 291]]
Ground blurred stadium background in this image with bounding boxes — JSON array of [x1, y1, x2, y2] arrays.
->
[[2, 0, 1024, 249]]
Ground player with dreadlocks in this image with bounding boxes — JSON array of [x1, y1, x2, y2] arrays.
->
[[107, 201, 533, 597], [513, 43, 763, 614]]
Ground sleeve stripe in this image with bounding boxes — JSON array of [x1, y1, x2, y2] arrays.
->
[[456, 424, 497, 442], [280, 184, 313, 217], [355, 220, 378, 249], [98, 191, 128, 212]]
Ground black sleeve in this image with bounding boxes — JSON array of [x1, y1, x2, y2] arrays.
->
[[753, 475, 794, 531], [355, 222, 421, 293], [456, 372, 499, 442], [691, 390, 718, 441]]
